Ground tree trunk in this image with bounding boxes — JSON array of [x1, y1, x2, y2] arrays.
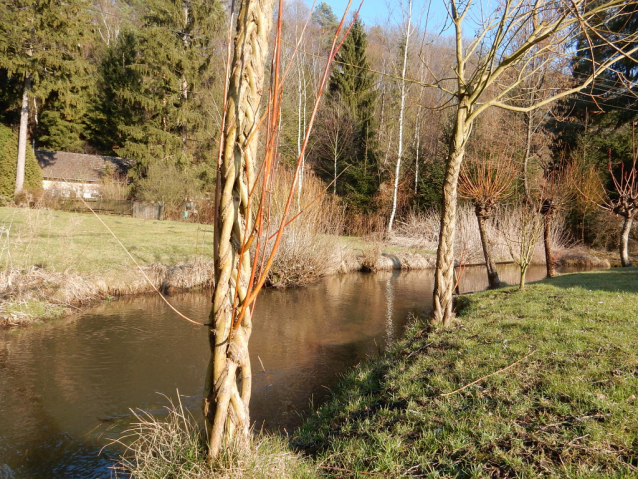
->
[[387, 0, 412, 233], [16, 76, 31, 195], [432, 96, 472, 327], [619, 214, 634, 267], [522, 110, 533, 204], [519, 263, 529, 290], [475, 205, 500, 289], [543, 210, 556, 277], [203, 0, 275, 459]]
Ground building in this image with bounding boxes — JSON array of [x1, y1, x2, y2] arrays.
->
[[36, 150, 132, 199]]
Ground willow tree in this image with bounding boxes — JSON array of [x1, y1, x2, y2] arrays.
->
[[423, 0, 638, 327], [203, 0, 354, 458], [573, 139, 638, 267], [458, 155, 517, 289]]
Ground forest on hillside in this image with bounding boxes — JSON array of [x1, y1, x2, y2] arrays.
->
[[1, 0, 637, 244]]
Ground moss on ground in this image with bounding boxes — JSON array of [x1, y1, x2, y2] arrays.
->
[[295, 267, 638, 478]]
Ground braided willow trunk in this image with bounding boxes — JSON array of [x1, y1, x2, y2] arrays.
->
[[203, 0, 275, 459], [432, 96, 472, 327]]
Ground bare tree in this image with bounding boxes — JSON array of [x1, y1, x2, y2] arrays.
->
[[388, 0, 413, 233], [458, 155, 517, 288], [311, 101, 356, 194], [420, 0, 638, 326], [501, 203, 545, 290], [572, 128, 638, 267]]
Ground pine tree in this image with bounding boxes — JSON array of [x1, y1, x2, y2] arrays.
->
[[326, 18, 379, 211], [96, 0, 225, 182], [0, 0, 94, 191]]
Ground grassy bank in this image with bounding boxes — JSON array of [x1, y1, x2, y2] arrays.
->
[[0, 206, 216, 325], [121, 268, 637, 478], [294, 267, 638, 477], [0, 206, 214, 272]]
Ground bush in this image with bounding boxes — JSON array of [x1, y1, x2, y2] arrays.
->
[[133, 162, 203, 219], [0, 124, 43, 203]]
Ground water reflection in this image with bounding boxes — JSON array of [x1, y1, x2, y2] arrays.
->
[[0, 264, 581, 478]]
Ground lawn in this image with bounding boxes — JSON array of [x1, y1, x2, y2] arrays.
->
[[0, 206, 214, 273], [295, 267, 638, 478]]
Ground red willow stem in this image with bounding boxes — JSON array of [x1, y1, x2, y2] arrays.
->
[[232, 0, 363, 330]]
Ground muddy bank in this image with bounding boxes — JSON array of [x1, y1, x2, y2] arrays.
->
[[0, 259, 216, 327]]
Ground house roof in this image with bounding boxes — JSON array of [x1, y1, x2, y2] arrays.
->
[[36, 150, 133, 183]]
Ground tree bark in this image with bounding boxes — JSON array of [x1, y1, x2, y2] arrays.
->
[[432, 96, 472, 327], [203, 0, 275, 459], [519, 263, 529, 290], [15, 76, 31, 195], [387, 0, 412, 233], [543, 209, 556, 277], [475, 205, 500, 289], [619, 214, 634, 267]]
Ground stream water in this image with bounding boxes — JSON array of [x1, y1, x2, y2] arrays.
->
[[0, 264, 583, 478]]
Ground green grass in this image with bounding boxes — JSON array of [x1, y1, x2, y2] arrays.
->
[[295, 268, 638, 478], [0, 206, 214, 273]]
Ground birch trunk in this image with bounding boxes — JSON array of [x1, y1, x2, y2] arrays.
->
[[15, 76, 31, 195], [388, 0, 412, 233], [203, 0, 275, 459], [619, 214, 634, 267]]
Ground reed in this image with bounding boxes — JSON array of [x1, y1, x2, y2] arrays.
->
[[392, 205, 571, 266]]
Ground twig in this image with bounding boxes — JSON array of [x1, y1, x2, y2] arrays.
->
[[257, 355, 266, 373], [319, 465, 391, 476], [440, 349, 537, 397]]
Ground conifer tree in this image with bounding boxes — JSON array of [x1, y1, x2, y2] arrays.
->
[[0, 0, 93, 192], [97, 0, 225, 181], [326, 18, 378, 211]]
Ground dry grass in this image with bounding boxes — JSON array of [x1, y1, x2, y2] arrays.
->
[[114, 395, 316, 479], [392, 204, 572, 265], [258, 170, 347, 287], [0, 206, 216, 325]]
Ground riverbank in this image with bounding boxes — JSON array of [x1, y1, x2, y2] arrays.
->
[[0, 207, 436, 326], [294, 267, 638, 477], [0, 206, 218, 326], [0, 206, 613, 327]]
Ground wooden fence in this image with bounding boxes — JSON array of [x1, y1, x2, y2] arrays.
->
[[51, 199, 164, 220]]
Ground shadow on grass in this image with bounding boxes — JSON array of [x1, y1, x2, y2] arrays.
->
[[544, 266, 638, 294]]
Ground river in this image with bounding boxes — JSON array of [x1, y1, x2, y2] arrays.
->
[[0, 265, 582, 478]]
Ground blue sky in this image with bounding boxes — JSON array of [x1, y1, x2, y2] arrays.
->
[[319, 0, 449, 28]]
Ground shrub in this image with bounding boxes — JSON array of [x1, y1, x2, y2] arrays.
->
[[0, 124, 43, 203]]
